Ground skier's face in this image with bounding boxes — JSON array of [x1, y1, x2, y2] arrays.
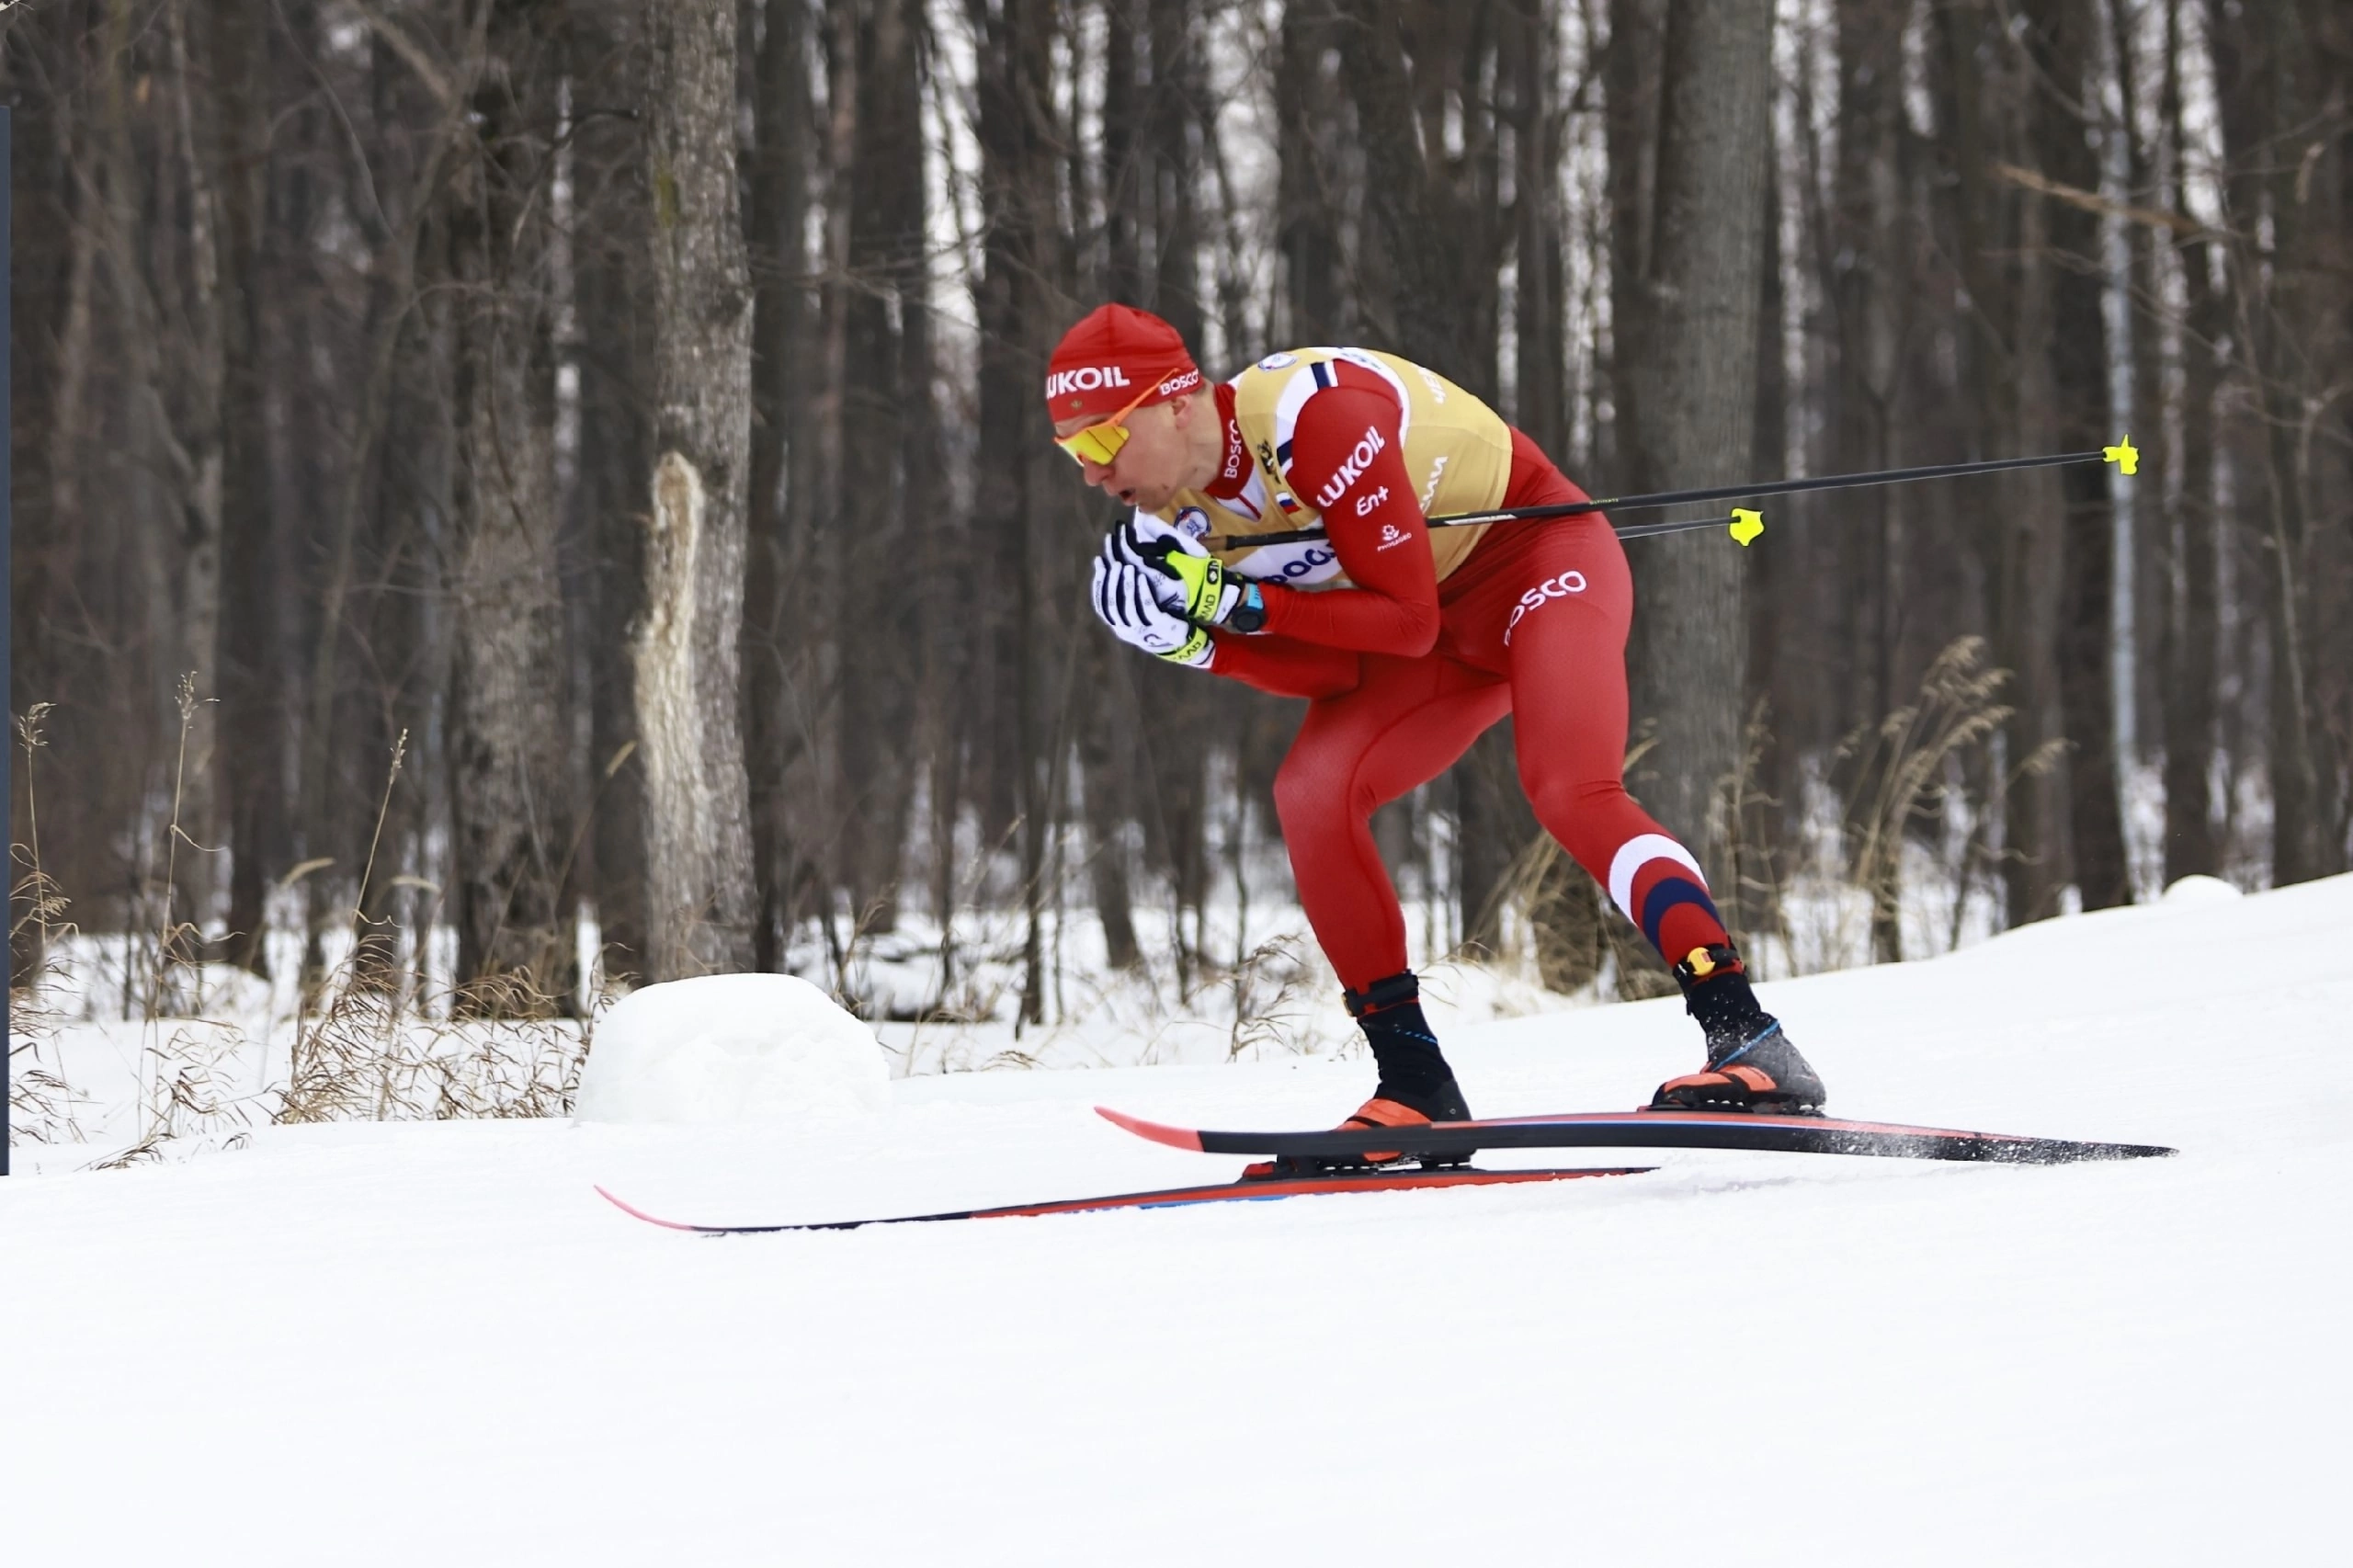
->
[[1056, 398, 1193, 513]]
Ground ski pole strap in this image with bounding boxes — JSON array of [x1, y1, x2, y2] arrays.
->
[[1202, 440, 2139, 552]]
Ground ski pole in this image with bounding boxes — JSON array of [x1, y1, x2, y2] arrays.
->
[[1200, 437, 2142, 552]]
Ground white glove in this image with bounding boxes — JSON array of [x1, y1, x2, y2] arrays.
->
[[1091, 558, 1214, 668], [1101, 514, 1265, 631]]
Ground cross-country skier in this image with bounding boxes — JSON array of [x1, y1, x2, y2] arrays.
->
[[1051, 304, 1825, 1166]]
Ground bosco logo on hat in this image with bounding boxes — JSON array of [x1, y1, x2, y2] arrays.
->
[[1044, 303, 1202, 419]]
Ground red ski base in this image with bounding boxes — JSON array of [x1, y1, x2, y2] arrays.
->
[[595, 1165, 1649, 1234]]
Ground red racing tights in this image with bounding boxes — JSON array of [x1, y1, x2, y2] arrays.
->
[[1267, 433, 1731, 991]]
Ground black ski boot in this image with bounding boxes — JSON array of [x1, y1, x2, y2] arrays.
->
[[1243, 971, 1472, 1179], [1648, 945, 1826, 1115], [1347, 970, 1473, 1125]]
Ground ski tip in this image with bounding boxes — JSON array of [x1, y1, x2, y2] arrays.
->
[[1094, 1106, 1205, 1152], [593, 1185, 706, 1232]]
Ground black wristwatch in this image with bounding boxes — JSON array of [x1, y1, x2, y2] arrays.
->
[[1224, 580, 1267, 634]]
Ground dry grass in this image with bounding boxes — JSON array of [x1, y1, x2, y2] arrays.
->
[[13, 717, 593, 1164], [141, 674, 211, 1019], [1834, 637, 2009, 961], [6, 1042, 86, 1149], [1224, 931, 1320, 1062], [275, 978, 588, 1125], [1451, 638, 2039, 986], [1741, 635, 2061, 972], [108, 676, 244, 1161], [276, 733, 590, 1126], [98, 1020, 254, 1168], [12, 701, 92, 1150]]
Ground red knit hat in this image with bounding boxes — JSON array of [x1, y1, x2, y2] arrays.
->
[[1044, 304, 1202, 419]]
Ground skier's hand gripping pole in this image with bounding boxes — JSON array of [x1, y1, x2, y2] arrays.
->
[[1103, 514, 1265, 631]]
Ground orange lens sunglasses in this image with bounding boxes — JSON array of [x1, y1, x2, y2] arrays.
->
[[1052, 373, 1177, 468]]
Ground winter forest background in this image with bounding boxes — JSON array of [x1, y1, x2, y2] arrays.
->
[[5, 0, 2349, 1118]]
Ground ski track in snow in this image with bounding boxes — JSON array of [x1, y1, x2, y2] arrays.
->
[[6, 876, 2346, 1565]]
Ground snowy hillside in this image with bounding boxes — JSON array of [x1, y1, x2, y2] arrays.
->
[[7, 874, 2347, 1565]]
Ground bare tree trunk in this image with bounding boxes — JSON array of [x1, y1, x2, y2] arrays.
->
[[159, 6, 222, 945], [1145, 0, 1208, 343], [404, 250, 464, 1007], [1075, 0, 1144, 974], [884, 0, 946, 931], [1743, 74, 1789, 949], [968, 0, 1060, 1022], [2302, 0, 2353, 868], [1331, 1, 1504, 382], [6, 14, 93, 981], [1067, 2, 1144, 971], [290, 3, 489, 989], [1598, 0, 1674, 986], [199, 0, 284, 971], [1928, 0, 2063, 926], [825, 0, 924, 933], [446, 0, 580, 1008], [1999, 199, 2069, 926], [1602, 0, 1665, 485], [2158, 0, 2220, 884], [631, 0, 759, 980], [2027, 0, 2131, 911], [1102, 0, 1143, 302], [1506, 0, 1566, 458], [1829, 0, 1908, 956], [2165, 247, 2225, 883], [1275, 0, 1345, 346], [2209, 0, 2340, 884], [745, 0, 815, 971], [567, 0, 653, 981], [1618, 0, 1774, 935], [2109, 0, 2164, 773], [1140, 0, 1218, 971], [2108, 0, 2154, 767]]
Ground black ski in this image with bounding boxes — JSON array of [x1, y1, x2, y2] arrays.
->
[[1097, 1105, 2177, 1165]]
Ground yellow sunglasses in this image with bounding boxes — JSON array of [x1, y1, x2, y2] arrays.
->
[[1052, 373, 1179, 468]]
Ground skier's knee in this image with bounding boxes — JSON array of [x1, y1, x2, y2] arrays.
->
[[1272, 750, 1324, 838], [1518, 771, 1624, 876]]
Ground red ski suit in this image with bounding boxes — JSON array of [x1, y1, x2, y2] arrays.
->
[[1202, 380, 1728, 991]]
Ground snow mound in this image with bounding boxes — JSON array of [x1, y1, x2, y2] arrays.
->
[[2162, 873, 2243, 905], [573, 972, 890, 1124]]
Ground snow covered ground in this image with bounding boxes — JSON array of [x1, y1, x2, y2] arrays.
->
[[6, 873, 2346, 1565]]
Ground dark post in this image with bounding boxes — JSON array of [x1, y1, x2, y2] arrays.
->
[[4, 105, 14, 1176]]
